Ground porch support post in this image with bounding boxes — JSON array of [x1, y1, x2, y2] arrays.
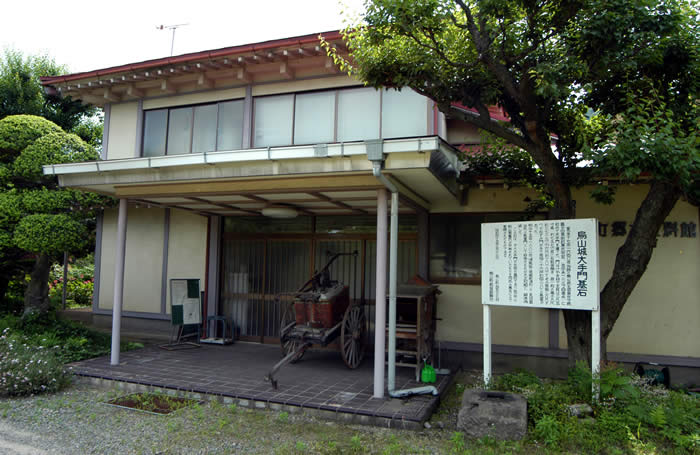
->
[[373, 187, 388, 398], [387, 190, 399, 392], [110, 198, 128, 366]]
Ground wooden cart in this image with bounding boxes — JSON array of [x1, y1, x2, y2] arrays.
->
[[265, 251, 365, 389]]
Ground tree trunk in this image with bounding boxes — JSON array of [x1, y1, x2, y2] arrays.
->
[[563, 180, 681, 368], [23, 253, 52, 316], [0, 274, 9, 312]]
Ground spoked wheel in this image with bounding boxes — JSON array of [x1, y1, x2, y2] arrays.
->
[[280, 302, 305, 363], [341, 304, 366, 368]]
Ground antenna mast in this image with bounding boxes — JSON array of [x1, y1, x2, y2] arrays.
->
[[156, 23, 189, 56]]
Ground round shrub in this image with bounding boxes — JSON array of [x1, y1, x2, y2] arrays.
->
[[13, 131, 98, 181], [0, 115, 62, 157], [0, 328, 71, 397], [13, 213, 88, 254]]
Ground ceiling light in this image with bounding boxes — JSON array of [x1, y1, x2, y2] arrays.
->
[[261, 207, 298, 219]]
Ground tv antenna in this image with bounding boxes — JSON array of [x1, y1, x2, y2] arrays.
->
[[156, 23, 189, 56]]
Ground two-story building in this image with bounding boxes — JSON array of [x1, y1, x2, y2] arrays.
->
[[41, 31, 699, 390]]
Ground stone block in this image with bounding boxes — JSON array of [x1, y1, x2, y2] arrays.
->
[[457, 390, 527, 440]]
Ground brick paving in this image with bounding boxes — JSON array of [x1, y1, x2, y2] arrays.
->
[[69, 342, 451, 425]]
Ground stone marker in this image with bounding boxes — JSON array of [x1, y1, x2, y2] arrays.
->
[[457, 390, 527, 440]]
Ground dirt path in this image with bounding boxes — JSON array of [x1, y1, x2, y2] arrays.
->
[[0, 421, 51, 455]]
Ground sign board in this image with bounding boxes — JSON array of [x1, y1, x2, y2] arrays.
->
[[481, 218, 599, 310], [170, 279, 201, 326], [480, 219, 601, 399]]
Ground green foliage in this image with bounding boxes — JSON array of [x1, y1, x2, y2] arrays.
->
[[48, 256, 94, 308], [491, 367, 700, 453], [0, 114, 61, 159], [0, 115, 113, 313], [70, 115, 103, 151], [14, 214, 88, 255], [490, 368, 542, 392], [14, 131, 99, 181], [0, 327, 72, 396], [344, 0, 699, 201], [0, 311, 141, 364], [0, 49, 96, 132]]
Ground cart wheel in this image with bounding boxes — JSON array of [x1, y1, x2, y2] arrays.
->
[[280, 303, 304, 363], [341, 304, 366, 369]]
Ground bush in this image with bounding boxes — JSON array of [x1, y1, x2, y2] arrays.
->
[[48, 254, 94, 308], [507, 365, 700, 454], [0, 312, 141, 364], [0, 327, 71, 397], [491, 368, 542, 392]]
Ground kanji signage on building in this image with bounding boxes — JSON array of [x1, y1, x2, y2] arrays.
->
[[481, 218, 599, 311]]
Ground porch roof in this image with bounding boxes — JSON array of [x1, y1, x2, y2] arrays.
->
[[43, 136, 462, 216]]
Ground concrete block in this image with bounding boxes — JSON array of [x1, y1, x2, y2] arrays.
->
[[457, 390, 527, 440]]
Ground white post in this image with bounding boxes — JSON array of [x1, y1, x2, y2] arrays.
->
[[110, 199, 128, 366], [591, 307, 601, 400], [387, 191, 399, 392], [373, 188, 388, 398], [483, 304, 492, 386]]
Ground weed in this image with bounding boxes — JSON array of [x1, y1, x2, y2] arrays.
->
[[349, 434, 363, 452], [449, 431, 466, 454], [277, 411, 289, 423], [491, 369, 541, 392]]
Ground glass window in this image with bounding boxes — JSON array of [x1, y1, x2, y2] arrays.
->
[[166, 107, 193, 155], [382, 89, 428, 138], [142, 110, 167, 157], [217, 100, 244, 151], [253, 95, 294, 147], [294, 91, 335, 144], [430, 213, 535, 283], [337, 87, 380, 142], [192, 104, 218, 154]]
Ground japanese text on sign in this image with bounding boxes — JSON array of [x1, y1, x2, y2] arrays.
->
[[482, 219, 599, 310]]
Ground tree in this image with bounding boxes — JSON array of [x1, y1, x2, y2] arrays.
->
[[0, 50, 104, 311], [0, 115, 112, 315], [335, 0, 699, 365], [0, 50, 95, 132]]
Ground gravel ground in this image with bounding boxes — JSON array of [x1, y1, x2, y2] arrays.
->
[[0, 382, 461, 455]]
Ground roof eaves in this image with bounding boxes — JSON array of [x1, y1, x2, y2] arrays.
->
[[40, 30, 343, 86]]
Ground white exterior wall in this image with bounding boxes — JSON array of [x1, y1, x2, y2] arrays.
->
[[433, 185, 699, 359], [165, 210, 208, 315], [106, 102, 138, 159], [98, 207, 165, 313]]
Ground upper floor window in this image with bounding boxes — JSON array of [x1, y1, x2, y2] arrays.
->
[[142, 99, 244, 157], [253, 87, 429, 147], [142, 87, 430, 156]]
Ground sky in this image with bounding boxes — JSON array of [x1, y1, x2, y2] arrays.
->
[[1, 0, 365, 74]]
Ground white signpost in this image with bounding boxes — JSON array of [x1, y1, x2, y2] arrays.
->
[[481, 218, 600, 396]]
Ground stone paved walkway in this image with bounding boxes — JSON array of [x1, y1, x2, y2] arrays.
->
[[70, 342, 451, 428]]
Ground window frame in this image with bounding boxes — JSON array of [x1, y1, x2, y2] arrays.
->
[[141, 98, 245, 157]]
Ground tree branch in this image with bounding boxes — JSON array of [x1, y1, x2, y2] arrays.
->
[[445, 103, 530, 151]]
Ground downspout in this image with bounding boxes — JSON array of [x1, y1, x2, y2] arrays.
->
[[370, 155, 438, 398]]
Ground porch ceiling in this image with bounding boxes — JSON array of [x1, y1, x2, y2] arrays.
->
[[129, 185, 421, 217]]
